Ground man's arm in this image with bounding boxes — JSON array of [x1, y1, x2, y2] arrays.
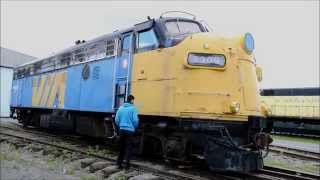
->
[[115, 110, 120, 127], [132, 108, 139, 129]]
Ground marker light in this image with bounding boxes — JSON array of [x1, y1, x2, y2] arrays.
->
[[243, 33, 255, 54], [230, 102, 240, 113]]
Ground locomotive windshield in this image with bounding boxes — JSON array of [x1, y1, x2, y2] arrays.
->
[[138, 29, 159, 49], [165, 20, 203, 37]]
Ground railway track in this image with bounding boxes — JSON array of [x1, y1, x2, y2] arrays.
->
[[269, 144, 320, 161], [1, 122, 319, 180], [0, 126, 211, 180], [3, 122, 319, 161], [252, 166, 320, 180], [272, 132, 320, 139]]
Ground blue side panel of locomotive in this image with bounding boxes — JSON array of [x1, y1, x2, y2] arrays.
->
[[20, 77, 32, 107], [11, 57, 117, 113], [10, 77, 32, 107], [59, 57, 116, 112], [10, 79, 19, 107], [64, 65, 82, 110], [78, 58, 115, 112]]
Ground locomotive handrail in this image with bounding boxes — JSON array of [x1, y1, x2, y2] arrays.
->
[[160, 11, 196, 20]]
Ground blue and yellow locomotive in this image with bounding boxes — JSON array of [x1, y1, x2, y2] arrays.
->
[[10, 12, 272, 172]]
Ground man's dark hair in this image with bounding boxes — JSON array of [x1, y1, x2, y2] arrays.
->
[[126, 95, 135, 103]]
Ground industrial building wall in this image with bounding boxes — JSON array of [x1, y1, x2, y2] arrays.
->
[[1, 67, 13, 117]]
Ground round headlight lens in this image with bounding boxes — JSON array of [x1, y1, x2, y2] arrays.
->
[[243, 33, 255, 54]]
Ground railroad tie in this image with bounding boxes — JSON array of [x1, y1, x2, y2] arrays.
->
[[99, 165, 120, 178], [79, 158, 97, 168], [89, 161, 113, 173], [128, 173, 161, 180]]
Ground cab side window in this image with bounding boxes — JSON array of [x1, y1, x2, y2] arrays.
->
[[122, 35, 131, 54], [137, 29, 159, 53]]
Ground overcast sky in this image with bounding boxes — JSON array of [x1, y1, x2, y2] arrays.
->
[[1, 1, 319, 89]]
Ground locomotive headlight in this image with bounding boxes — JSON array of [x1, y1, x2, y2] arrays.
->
[[230, 102, 240, 113], [187, 53, 226, 67], [243, 32, 255, 54]]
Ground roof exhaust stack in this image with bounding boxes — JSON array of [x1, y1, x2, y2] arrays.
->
[[75, 40, 86, 45]]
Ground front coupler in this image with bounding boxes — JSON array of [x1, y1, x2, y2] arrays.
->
[[204, 136, 263, 172]]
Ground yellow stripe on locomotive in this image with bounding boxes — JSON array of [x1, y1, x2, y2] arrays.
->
[[32, 71, 67, 108]]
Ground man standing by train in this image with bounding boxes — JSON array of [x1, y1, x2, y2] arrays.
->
[[115, 95, 139, 170]]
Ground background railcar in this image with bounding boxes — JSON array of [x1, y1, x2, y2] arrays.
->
[[261, 88, 320, 135], [10, 13, 272, 172]]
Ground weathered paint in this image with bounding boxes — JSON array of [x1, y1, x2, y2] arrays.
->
[[11, 32, 263, 121], [131, 33, 262, 121], [32, 71, 66, 108], [78, 59, 115, 112]]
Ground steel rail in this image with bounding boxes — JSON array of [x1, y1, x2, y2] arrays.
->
[[271, 132, 320, 139], [258, 166, 320, 180], [269, 144, 320, 161]]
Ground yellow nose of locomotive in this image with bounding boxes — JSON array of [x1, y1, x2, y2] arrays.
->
[[173, 32, 262, 121], [131, 32, 262, 121]]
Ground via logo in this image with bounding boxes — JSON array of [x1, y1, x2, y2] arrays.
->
[[32, 71, 66, 108]]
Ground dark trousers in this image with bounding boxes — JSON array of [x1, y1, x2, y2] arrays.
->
[[117, 129, 134, 168]]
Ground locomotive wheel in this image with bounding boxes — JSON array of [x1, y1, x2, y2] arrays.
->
[[18, 110, 32, 128], [22, 114, 30, 128], [142, 135, 163, 158]]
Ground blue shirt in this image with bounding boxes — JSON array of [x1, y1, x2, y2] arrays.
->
[[115, 103, 139, 132]]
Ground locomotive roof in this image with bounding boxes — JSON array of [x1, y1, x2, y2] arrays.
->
[[18, 17, 197, 68]]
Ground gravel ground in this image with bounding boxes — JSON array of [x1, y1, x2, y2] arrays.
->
[[0, 140, 97, 180], [0, 138, 163, 180]]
